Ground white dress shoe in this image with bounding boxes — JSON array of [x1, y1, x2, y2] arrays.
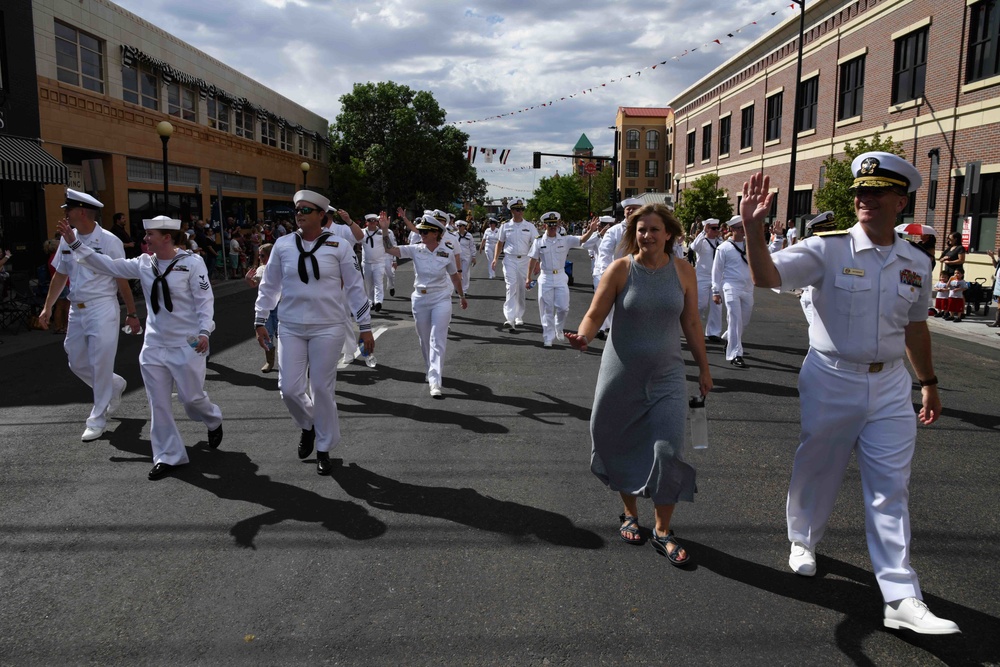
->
[[884, 598, 960, 635], [555, 331, 566, 342], [429, 383, 443, 397], [108, 378, 127, 415], [81, 426, 105, 442], [543, 341, 553, 348], [789, 541, 816, 576], [514, 318, 524, 326]]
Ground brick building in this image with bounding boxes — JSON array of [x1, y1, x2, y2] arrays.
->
[[669, 0, 1000, 281], [614, 107, 674, 200], [0, 0, 329, 266]]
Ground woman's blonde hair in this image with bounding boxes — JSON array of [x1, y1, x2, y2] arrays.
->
[[620, 204, 684, 256]]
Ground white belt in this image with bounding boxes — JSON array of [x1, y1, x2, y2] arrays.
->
[[813, 350, 903, 374]]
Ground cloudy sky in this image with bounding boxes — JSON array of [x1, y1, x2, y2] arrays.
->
[[114, 0, 795, 201]]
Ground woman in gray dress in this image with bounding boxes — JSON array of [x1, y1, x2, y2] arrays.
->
[[567, 204, 712, 566]]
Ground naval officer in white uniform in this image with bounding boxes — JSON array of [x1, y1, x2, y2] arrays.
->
[[254, 191, 374, 475], [361, 213, 392, 312], [455, 219, 477, 294], [711, 215, 754, 368], [740, 154, 958, 635], [493, 198, 535, 331], [689, 218, 724, 342], [39, 189, 138, 442], [479, 218, 500, 279], [57, 215, 223, 480]]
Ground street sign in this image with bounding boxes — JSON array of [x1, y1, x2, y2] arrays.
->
[[584, 162, 597, 175]]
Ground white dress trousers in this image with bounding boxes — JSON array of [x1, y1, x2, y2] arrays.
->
[[364, 260, 386, 305], [502, 255, 530, 322], [278, 320, 349, 453], [790, 350, 919, 602], [384, 255, 395, 290], [722, 284, 754, 360], [411, 289, 452, 386], [64, 296, 124, 431], [140, 344, 222, 466], [537, 272, 569, 344], [696, 274, 723, 337]]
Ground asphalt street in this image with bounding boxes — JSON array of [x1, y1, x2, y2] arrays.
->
[[1, 249, 998, 666]]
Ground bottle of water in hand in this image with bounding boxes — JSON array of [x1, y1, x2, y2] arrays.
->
[[358, 337, 377, 368], [187, 334, 206, 356]]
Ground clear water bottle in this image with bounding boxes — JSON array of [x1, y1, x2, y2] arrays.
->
[[187, 334, 206, 355], [529, 279, 537, 289], [358, 337, 377, 368]]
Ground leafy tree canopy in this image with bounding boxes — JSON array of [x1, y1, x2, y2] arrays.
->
[[815, 132, 904, 230], [526, 173, 590, 221], [675, 173, 734, 232], [329, 81, 476, 215]]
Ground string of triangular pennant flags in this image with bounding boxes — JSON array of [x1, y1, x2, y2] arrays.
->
[[465, 147, 513, 164], [485, 182, 535, 195], [450, 2, 792, 126], [476, 158, 561, 173]]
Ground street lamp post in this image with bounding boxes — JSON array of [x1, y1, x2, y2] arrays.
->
[[156, 120, 174, 215], [300, 161, 310, 189], [674, 175, 682, 208]]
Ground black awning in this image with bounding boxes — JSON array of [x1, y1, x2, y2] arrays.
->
[[0, 135, 69, 184]]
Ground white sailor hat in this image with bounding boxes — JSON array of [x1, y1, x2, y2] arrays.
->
[[143, 215, 181, 231], [851, 152, 922, 192], [703, 218, 721, 227], [364, 214, 379, 222], [447, 213, 456, 222], [726, 215, 744, 228], [508, 197, 526, 210], [431, 209, 449, 223], [806, 211, 836, 231], [540, 211, 561, 224], [598, 215, 615, 226], [415, 214, 445, 232], [293, 190, 331, 211], [621, 197, 643, 208], [487, 217, 498, 224], [456, 219, 469, 227], [62, 188, 104, 210]]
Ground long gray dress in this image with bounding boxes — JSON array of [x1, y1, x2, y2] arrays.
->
[[590, 256, 695, 505]]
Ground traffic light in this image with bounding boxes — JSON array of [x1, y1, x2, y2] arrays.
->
[[595, 160, 603, 172], [532, 152, 541, 169]]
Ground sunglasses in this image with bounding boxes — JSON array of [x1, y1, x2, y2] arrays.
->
[[853, 187, 898, 198], [294, 207, 320, 215], [418, 229, 436, 235]]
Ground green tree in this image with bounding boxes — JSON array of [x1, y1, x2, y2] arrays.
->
[[526, 173, 589, 221], [330, 81, 471, 213], [675, 173, 734, 232], [815, 132, 904, 229], [574, 168, 615, 216]]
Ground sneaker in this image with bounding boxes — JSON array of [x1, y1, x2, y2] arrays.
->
[[429, 383, 443, 398], [789, 541, 816, 576], [109, 378, 127, 415], [884, 598, 960, 635]]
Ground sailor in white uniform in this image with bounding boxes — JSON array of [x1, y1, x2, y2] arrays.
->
[[711, 215, 754, 368], [689, 218, 724, 342], [479, 218, 500, 279], [526, 212, 596, 347], [740, 154, 958, 635], [254, 191, 373, 475], [582, 216, 610, 286], [493, 197, 535, 331], [57, 215, 223, 480], [594, 198, 642, 338], [39, 189, 138, 442], [455, 219, 477, 294], [361, 213, 392, 312], [381, 213, 467, 397]]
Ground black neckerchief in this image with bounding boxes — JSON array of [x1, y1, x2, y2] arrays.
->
[[707, 237, 719, 258], [295, 232, 332, 283], [365, 230, 378, 248], [727, 240, 748, 264], [150, 253, 184, 314]]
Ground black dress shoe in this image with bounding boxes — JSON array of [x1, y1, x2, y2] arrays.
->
[[207, 424, 224, 449], [708, 335, 723, 343], [316, 451, 332, 475], [298, 427, 315, 459], [148, 462, 186, 480], [730, 356, 747, 369], [595, 330, 607, 340], [374, 302, 382, 312], [390, 288, 395, 297]]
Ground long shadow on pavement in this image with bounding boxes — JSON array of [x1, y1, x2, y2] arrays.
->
[[687, 539, 999, 665], [106, 421, 387, 549], [329, 462, 604, 550]]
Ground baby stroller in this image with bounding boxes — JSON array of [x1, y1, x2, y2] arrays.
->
[[965, 277, 991, 317]]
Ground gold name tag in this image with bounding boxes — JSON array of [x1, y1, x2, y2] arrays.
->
[[843, 268, 865, 277]]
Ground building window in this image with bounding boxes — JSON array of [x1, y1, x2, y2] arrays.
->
[[701, 125, 712, 161], [645, 160, 658, 178], [798, 77, 818, 132], [719, 116, 731, 156], [967, 0, 1000, 83], [740, 105, 754, 149], [666, 142, 673, 162], [952, 174, 1000, 252], [122, 63, 158, 110], [54, 21, 104, 93], [280, 125, 293, 152], [839, 56, 865, 120], [298, 134, 307, 157], [766, 93, 783, 142], [624, 187, 639, 198], [893, 27, 928, 104], [207, 98, 230, 133], [261, 119, 277, 147], [126, 157, 199, 186], [312, 139, 321, 161], [234, 109, 254, 140], [625, 160, 639, 178], [646, 130, 660, 150], [685, 131, 695, 166], [625, 130, 640, 150], [792, 190, 813, 225], [167, 82, 196, 122]]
